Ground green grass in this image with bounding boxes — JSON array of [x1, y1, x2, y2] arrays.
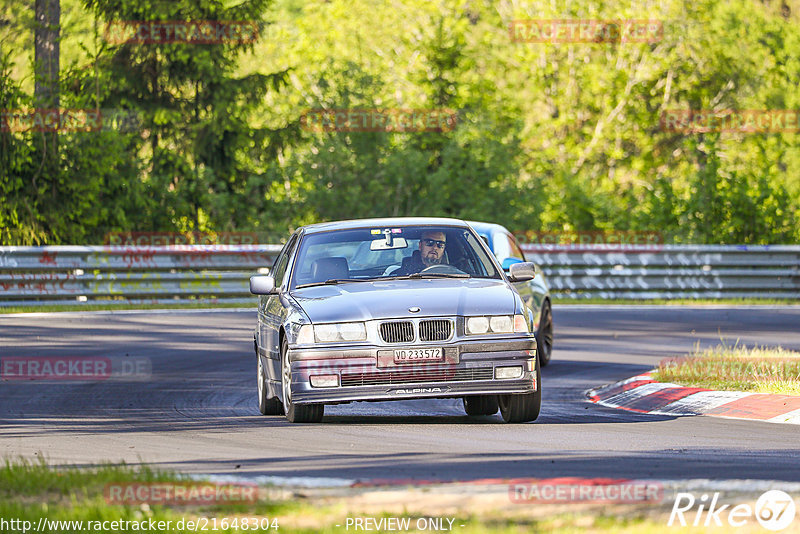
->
[[653, 344, 800, 395], [0, 458, 699, 533], [0, 458, 300, 533], [0, 457, 178, 497]]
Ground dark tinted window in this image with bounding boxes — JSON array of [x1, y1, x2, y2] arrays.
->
[[290, 225, 502, 289]]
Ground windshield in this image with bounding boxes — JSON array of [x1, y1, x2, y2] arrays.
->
[[290, 225, 502, 289]]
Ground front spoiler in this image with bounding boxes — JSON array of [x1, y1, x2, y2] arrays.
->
[[292, 377, 536, 404], [284, 336, 538, 405]]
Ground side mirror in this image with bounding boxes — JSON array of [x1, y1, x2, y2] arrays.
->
[[249, 275, 276, 295], [501, 257, 524, 272], [507, 262, 536, 282]]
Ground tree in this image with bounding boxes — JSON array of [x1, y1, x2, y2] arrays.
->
[[83, 0, 293, 234], [33, 0, 60, 198]]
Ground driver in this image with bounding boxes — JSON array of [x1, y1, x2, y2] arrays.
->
[[393, 230, 447, 275]]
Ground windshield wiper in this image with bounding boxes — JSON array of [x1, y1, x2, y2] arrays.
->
[[386, 272, 470, 280], [295, 278, 374, 289], [410, 272, 469, 278], [297, 273, 470, 288]]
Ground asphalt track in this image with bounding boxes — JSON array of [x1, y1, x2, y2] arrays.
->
[[1, 307, 799, 483]]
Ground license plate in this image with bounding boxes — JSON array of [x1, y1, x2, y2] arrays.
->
[[393, 347, 443, 364]]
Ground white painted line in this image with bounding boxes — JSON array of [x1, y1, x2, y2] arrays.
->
[[587, 373, 654, 398], [193, 474, 800, 493], [661, 479, 800, 493], [597, 382, 677, 408], [654, 390, 753, 416], [767, 407, 800, 425], [193, 474, 356, 488]]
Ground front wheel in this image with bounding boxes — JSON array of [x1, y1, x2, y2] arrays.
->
[[463, 395, 498, 416], [498, 358, 541, 423], [536, 300, 553, 366], [257, 354, 283, 415], [281, 338, 324, 423]]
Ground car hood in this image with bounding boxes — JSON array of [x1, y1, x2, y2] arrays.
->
[[291, 278, 518, 323]]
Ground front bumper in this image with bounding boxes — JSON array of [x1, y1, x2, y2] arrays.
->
[[287, 336, 537, 405]]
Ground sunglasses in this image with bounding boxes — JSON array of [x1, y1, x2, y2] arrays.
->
[[422, 238, 446, 249]]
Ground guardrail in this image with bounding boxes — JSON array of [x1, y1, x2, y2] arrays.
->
[[0, 244, 798, 306], [522, 244, 800, 299], [0, 245, 280, 306]]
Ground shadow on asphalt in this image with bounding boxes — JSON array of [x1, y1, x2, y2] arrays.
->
[[0, 357, 676, 436], [109, 448, 800, 483]]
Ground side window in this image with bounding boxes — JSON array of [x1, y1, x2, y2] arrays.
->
[[272, 235, 298, 288], [506, 233, 526, 262]]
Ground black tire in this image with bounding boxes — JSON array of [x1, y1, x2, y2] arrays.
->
[[498, 357, 541, 423], [536, 300, 553, 367], [281, 338, 324, 423], [463, 395, 499, 416], [257, 354, 283, 415]]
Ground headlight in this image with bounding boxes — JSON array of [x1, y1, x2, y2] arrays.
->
[[466, 316, 490, 335], [466, 315, 527, 335], [490, 315, 512, 332], [339, 322, 367, 341], [315, 324, 340, 342], [313, 322, 367, 343]]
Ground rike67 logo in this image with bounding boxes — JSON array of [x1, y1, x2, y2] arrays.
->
[[669, 490, 796, 531]]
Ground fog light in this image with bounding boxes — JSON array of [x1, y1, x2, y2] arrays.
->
[[495, 366, 523, 379], [310, 374, 339, 388]]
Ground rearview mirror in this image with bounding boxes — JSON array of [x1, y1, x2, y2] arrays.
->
[[370, 237, 408, 250], [507, 262, 536, 282], [250, 275, 276, 295]]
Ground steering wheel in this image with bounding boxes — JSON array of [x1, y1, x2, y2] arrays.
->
[[420, 264, 467, 275]]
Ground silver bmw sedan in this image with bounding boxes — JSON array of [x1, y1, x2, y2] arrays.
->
[[250, 217, 542, 423]]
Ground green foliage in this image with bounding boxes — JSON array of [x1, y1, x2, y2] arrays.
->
[[1, 0, 799, 244], [0, 47, 42, 245]]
